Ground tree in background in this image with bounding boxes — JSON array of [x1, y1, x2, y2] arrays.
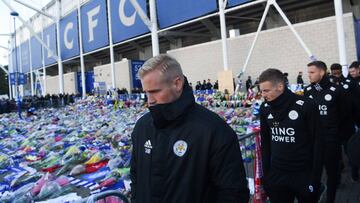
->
[[0, 66, 9, 95]]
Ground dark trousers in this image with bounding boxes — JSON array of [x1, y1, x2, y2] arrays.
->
[[343, 141, 359, 180], [264, 170, 318, 203], [322, 143, 341, 203]]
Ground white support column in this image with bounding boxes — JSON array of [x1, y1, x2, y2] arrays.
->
[[41, 16, 47, 96], [18, 36, 23, 97], [149, 0, 159, 56], [129, 0, 159, 56], [106, 0, 116, 89], [35, 70, 44, 95], [241, 0, 270, 75], [334, 0, 348, 77], [7, 53, 12, 99], [29, 38, 34, 96], [10, 37, 16, 100], [8, 74, 12, 99], [218, 0, 229, 71], [6, 45, 12, 99], [1, 0, 59, 61], [78, 0, 87, 97], [272, 1, 315, 60], [13, 0, 56, 21], [56, 0, 64, 94], [240, 0, 315, 76]]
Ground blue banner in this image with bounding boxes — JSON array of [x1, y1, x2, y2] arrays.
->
[[43, 24, 57, 66], [60, 10, 80, 60], [77, 71, 95, 94], [156, 0, 218, 29], [131, 60, 144, 89], [81, 0, 109, 53], [20, 41, 30, 73], [18, 73, 27, 85], [10, 73, 16, 85], [228, 0, 252, 7], [110, 0, 149, 43], [30, 35, 43, 70]]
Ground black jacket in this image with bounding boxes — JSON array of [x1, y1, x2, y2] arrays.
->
[[347, 133, 360, 167], [304, 76, 348, 143], [344, 76, 360, 126], [297, 75, 304, 85], [245, 79, 252, 90], [329, 76, 356, 142], [130, 79, 249, 203], [260, 89, 323, 185]]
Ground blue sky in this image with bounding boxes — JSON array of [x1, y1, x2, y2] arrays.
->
[[0, 0, 51, 67]]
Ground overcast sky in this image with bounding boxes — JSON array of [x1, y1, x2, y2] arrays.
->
[[0, 0, 51, 67]]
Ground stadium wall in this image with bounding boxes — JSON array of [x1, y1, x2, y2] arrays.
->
[[93, 59, 132, 91], [46, 72, 78, 95], [167, 13, 357, 85]]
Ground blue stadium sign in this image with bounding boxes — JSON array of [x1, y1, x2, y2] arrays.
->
[[81, 0, 109, 53], [110, 0, 149, 43], [60, 10, 80, 60]]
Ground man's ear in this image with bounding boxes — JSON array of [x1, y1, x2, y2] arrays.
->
[[320, 69, 327, 77], [174, 76, 184, 92], [277, 83, 284, 91]]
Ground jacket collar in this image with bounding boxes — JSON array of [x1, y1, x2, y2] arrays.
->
[[149, 77, 195, 129], [312, 75, 331, 91]]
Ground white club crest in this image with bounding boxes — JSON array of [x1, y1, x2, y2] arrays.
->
[[173, 140, 188, 157], [288, 110, 298, 120], [325, 94, 332, 101]]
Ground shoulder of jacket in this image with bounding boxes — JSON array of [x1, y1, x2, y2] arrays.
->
[[193, 104, 228, 125], [135, 112, 152, 126], [295, 99, 305, 106], [304, 85, 312, 92], [329, 85, 337, 92], [260, 102, 270, 109], [260, 102, 270, 116]]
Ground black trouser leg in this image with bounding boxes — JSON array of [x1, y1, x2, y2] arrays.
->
[[266, 187, 295, 203], [344, 141, 359, 181], [292, 171, 318, 203], [264, 170, 296, 203], [323, 143, 341, 203], [265, 170, 317, 203]]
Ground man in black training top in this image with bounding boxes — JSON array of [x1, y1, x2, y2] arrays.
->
[[259, 68, 323, 203], [329, 63, 358, 182], [304, 61, 348, 203], [347, 61, 360, 127], [130, 54, 249, 203]]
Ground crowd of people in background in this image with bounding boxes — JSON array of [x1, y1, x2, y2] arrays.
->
[[192, 79, 219, 91], [0, 93, 78, 114]]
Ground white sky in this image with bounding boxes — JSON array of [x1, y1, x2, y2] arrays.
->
[[0, 0, 51, 67]]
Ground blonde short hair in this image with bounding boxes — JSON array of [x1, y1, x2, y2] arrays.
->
[[138, 54, 184, 83]]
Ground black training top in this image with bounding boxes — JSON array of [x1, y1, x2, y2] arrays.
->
[[260, 89, 323, 185]]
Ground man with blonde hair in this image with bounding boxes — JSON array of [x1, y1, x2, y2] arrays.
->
[[130, 54, 249, 203]]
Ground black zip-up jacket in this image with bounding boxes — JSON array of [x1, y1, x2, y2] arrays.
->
[[344, 76, 360, 126], [329, 76, 356, 142], [304, 76, 348, 143], [260, 89, 323, 185], [130, 79, 249, 203]]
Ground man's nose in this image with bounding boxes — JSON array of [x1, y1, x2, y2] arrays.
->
[[147, 94, 156, 106]]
